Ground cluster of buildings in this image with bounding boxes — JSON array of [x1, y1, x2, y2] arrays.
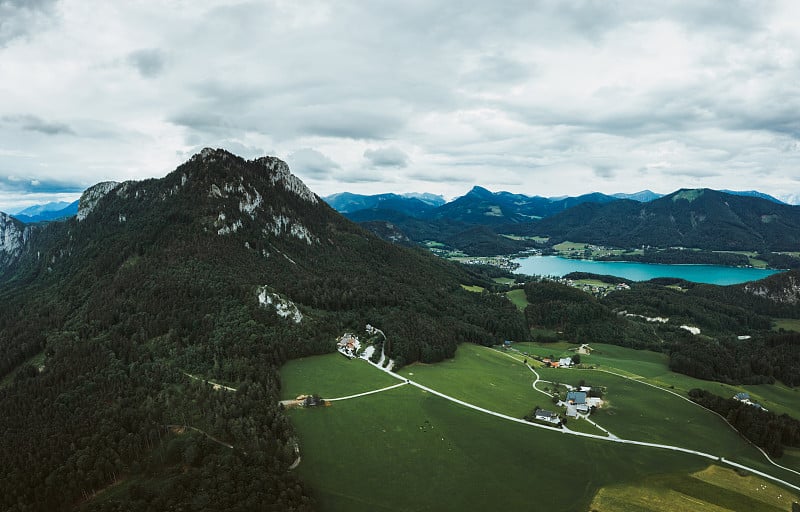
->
[[533, 385, 605, 426], [733, 392, 768, 411], [542, 356, 574, 368], [337, 333, 361, 359]]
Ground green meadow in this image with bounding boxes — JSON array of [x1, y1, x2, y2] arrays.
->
[[504, 288, 529, 311], [285, 373, 708, 511], [281, 351, 800, 511], [281, 354, 399, 400], [398, 344, 543, 417]]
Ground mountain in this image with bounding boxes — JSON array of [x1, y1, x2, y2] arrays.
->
[[528, 188, 800, 251], [425, 186, 620, 225], [13, 200, 73, 216], [322, 192, 437, 216], [0, 149, 527, 511], [720, 190, 786, 204], [612, 190, 663, 202], [400, 192, 446, 206], [12, 200, 79, 223]]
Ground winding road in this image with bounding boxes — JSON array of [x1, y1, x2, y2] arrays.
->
[[354, 351, 800, 494]]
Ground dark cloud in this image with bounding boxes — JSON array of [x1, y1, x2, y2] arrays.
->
[[297, 107, 405, 140], [364, 146, 409, 168], [0, 174, 84, 194], [0, 0, 59, 46], [286, 148, 339, 180], [127, 48, 166, 78], [593, 165, 615, 179], [3, 115, 75, 135]]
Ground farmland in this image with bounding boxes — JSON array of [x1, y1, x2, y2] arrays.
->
[[281, 350, 800, 511]]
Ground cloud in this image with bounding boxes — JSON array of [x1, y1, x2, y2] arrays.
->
[[0, 1, 799, 202], [364, 146, 409, 168], [285, 148, 340, 179], [127, 48, 166, 78], [0, 0, 59, 47], [0, 173, 83, 194], [3, 115, 75, 136]]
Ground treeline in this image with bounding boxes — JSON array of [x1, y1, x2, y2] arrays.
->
[[523, 280, 659, 348], [688, 389, 800, 457], [669, 332, 800, 387], [599, 248, 750, 267]]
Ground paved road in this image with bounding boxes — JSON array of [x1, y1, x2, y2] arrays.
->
[[361, 354, 800, 493]]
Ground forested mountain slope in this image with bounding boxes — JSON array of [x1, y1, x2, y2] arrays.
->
[[0, 149, 525, 511], [524, 188, 800, 251]]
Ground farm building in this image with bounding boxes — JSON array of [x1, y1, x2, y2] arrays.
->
[[558, 357, 573, 367], [566, 391, 587, 405], [535, 409, 560, 425]]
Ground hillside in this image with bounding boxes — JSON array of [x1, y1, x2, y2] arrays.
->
[[524, 188, 800, 251], [0, 149, 526, 511]]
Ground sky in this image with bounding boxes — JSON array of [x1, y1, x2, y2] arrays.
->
[[1, 0, 800, 212]]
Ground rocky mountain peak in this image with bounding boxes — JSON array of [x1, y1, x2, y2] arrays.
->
[[77, 181, 120, 221]]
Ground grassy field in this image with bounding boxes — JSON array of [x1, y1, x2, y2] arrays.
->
[[398, 344, 543, 417], [281, 352, 800, 511], [459, 284, 485, 293], [281, 354, 399, 400], [590, 465, 799, 512], [286, 383, 710, 511], [397, 344, 799, 479], [492, 277, 515, 285], [774, 318, 800, 332], [400, 344, 780, 476], [504, 288, 529, 311]]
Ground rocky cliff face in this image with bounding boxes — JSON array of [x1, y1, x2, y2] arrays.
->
[[744, 271, 800, 305], [77, 181, 120, 221], [0, 212, 30, 269]]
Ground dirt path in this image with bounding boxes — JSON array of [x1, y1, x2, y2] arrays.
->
[[183, 372, 237, 392]]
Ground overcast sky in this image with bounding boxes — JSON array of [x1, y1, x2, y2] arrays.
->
[[1, 0, 800, 211]]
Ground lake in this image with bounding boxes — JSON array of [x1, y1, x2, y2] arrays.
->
[[513, 255, 781, 285]]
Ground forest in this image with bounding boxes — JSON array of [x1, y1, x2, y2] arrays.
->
[[688, 388, 800, 458]]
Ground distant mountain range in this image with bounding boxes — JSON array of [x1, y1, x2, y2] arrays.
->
[[513, 188, 800, 252], [323, 187, 800, 255], [11, 200, 79, 223]]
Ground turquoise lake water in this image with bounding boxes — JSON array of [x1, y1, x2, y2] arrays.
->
[[513, 256, 782, 285]]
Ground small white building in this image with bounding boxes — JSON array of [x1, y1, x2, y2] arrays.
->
[[558, 357, 573, 368]]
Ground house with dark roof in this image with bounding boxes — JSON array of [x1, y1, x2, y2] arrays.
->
[[535, 409, 560, 424], [566, 391, 587, 405]]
